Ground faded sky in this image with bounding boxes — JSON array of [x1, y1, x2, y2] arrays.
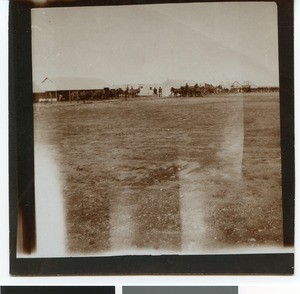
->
[[32, 2, 279, 86]]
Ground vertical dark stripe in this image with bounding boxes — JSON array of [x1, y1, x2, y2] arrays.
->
[[1, 286, 115, 294], [9, 0, 36, 253], [277, 0, 294, 246]]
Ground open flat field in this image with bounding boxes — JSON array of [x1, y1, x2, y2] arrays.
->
[[34, 93, 283, 254]]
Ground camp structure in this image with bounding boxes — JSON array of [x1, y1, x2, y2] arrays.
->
[[33, 77, 111, 102]]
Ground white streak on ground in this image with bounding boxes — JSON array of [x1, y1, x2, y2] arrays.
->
[[109, 186, 135, 251], [178, 160, 207, 251], [217, 99, 244, 177], [178, 98, 244, 253], [18, 144, 67, 257]]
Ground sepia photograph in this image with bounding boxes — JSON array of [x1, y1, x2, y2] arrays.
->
[[10, 0, 294, 274]]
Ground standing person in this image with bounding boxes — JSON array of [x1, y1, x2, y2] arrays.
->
[[158, 87, 162, 97], [130, 86, 134, 98], [125, 86, 129, 100], [185, 83, 189, 97], [153, 87, 157, 97]]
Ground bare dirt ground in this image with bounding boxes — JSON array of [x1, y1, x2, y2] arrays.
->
[[34, 93, 283, 254]]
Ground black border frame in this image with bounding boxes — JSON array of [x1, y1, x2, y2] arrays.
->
[[1, 286, 115, 294], [9, 0, 294, 275]]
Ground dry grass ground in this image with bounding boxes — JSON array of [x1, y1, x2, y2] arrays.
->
[[34, 93, 283, 254]]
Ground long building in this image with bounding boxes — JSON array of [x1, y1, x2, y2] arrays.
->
[[33, 77, 111, 102]]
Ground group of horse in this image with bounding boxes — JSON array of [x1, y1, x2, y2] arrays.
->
[[170, 84, 230, 97], [77, 87, 141, 101]]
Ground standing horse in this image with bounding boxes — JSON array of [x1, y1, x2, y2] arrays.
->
[[130, 87, 140, 98], [170, 87, 182, 97], [92, 89, 105, 100], [78, 90, 87, 103]]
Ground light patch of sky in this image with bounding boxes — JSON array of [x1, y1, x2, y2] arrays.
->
[[32, 2, 279, 86], [156, 2, 278, 71]]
